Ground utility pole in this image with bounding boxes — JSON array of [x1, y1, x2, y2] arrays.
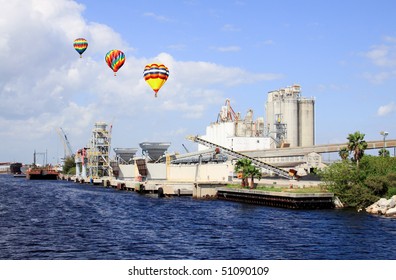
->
[[380, 131, 389, 157]]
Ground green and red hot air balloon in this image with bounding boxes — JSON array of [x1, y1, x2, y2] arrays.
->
[[105, 50, 125, 76], [73, 38, 88, 58], [143, 63, 169, 97]]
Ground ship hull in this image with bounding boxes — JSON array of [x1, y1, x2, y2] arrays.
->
[[26, 168, 59, 180]]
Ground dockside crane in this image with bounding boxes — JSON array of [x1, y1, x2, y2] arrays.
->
[[186, 135, 293, 179], [57, 127, 74, 159]]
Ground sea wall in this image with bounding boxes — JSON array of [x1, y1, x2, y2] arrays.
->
[[366, 195, 396, 217]]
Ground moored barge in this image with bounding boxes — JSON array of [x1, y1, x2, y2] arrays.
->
[[26, 166, 59, 180]]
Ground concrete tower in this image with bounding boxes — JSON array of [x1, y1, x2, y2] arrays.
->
[[265, 84, 315, 148]]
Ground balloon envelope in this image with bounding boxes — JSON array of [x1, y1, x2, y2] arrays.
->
[[105, 50, 125, 75], [73, 38, 88, 57], [143, 63, 169, 97]]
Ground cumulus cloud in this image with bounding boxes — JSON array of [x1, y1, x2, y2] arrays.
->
[[363, 37, 396, 68], [362, 37, 396, 86], [365, 45, 396, 67], [0, 0, 281, 162], [377, 102, 396, 116]]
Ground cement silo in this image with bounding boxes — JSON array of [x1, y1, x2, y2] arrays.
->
[[282, 96, 299, 147], [298, 98, 315, 147], [265, 84, 315, 148]]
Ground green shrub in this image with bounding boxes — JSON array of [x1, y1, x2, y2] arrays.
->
[[62, 156, 75, 174], [364, 175, 388, 197], [67, 166, 76, 175], [319, 156, 396, 208], [387, 187, 396, 198]]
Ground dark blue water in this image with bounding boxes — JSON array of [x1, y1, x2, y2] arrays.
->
[[0, 175, 395, 260]]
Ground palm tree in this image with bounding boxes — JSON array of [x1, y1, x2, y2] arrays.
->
[[246, 165, 262, 189], [379, 148, 390, 157], [347, 131, 368, 167], [339, 146, 349, 160], [234, 158, 252, 187]]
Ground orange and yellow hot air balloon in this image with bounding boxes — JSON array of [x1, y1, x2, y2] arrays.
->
[[143, 63, 169, 97]]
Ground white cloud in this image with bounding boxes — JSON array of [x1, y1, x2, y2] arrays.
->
[[143, 12, 171, 22], [214, 46, 241, 52], [364, 44, 396, 67], [167, 44, 186, 51], [221, 24, 241, 32], [377, 102, 396, 116], [362, 37, 396, 85], [365, 45, 391, 67], [362, 71, 396, 84], [0, 0, 281, 163], [383, 36, 396, 43]]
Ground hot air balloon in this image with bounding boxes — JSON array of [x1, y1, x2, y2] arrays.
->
[[105, 50, 125, 76], [143, 63, 169, 97], [73, 38, 88, 58]]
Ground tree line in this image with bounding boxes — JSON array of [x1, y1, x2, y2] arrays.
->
[[319, 131, 396, 208]]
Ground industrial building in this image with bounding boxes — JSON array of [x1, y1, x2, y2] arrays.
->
[[199, 99, 270, 152], [74, 85, 318, 182], [196, 85, 320, 174], [265, 84, 315, 148], [199, 85, 315, 151]]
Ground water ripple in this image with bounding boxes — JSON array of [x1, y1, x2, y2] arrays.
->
[[1, 175, 396, 260]]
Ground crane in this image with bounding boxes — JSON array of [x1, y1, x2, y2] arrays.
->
[[57, 127, 74, 159]]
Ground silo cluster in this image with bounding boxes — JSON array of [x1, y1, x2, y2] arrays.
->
[[265, 84, 315, 148]]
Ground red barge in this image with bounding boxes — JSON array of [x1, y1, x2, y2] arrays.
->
[[25, 166, 59, 180], [25, 150, 59, 180]]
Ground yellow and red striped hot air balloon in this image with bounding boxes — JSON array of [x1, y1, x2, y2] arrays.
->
[[73, 38, 88, 58], [105, 50, 125, 76], [143, 63, 169, 97]]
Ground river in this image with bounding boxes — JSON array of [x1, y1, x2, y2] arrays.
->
[[0, 174, 395, 260]]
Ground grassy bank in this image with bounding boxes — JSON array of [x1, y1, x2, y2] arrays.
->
[[225, 184, 329, 194]]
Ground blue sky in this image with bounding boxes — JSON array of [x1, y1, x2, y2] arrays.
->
[[1, 0, 396, 164]]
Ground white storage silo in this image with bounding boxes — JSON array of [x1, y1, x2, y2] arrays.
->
[[298, 98, 315, 147], [265, 84, 314, 148]]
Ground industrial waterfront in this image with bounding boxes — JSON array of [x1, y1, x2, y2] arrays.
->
[[3, 85, 396, 209], [2, 84, 396, 261], [1, 174, 395, 260]]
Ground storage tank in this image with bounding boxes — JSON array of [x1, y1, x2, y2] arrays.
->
[[265, 84, 314, 148], [265, 91, 279, 145], [282, 97, 299, 147], [298, 98, 315, 146], [265, 86, 299, 147]]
